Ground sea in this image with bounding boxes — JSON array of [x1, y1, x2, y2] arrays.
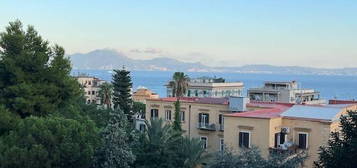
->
[[72, 70, 357, 101]]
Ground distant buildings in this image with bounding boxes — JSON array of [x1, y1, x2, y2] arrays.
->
[[145, 96, 357, 167], [248, 81, 324, 104], [166, 77, 244, 98], [132, 88, 159, 104], [75, 75, 106, 104]]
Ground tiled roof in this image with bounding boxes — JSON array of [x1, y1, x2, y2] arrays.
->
[[225, 103, 292, 119], [148, 97, 229, 105]]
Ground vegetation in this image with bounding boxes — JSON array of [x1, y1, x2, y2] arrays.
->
[[0, 20, 81, 118], [98, 82, 113, 109], [92, 109, 135, 168], [133, 119, 206, 168], [208, 147, 306, 168], [168, 72, 189, 98], [133, 101, 145, 117], [173, 100, 182, 132], [112, 68, 133, 119], [315, 110, 357, 168]]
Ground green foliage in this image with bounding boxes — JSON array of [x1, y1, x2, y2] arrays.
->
[[134, 119, 207, 168], [98, 82, 113, 109], [133, 101, 145, 116], [173, 100, 182, 132], [0, 20, 81, 118], [0, 106, 19, 136], [0, 116, 99, 168], [208, 147, 306, 168], [112, 69, 133, 118], [315, 110, 357, 168], [92, 109, 135, 168], [168, 72, 189, 97]]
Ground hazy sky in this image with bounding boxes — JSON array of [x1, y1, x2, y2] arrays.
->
[[1, 0, 356, 68]]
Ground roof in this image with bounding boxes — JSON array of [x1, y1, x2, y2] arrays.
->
[[329, 99, 357, 104], [148, 97, 230, 105], [281, 104, 352, 122], [225, 103, 293, 119]]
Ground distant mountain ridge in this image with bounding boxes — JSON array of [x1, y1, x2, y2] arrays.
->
[[69, 49, 357, 75]]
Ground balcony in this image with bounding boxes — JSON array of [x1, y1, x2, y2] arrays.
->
[[269, 144, 305, 155], [219, 124, 224, 131], [197, 122, 216, 131]]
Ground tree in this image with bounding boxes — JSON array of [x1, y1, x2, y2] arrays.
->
[[0, 115, 99, 168], [134, 119, 181, 168], [112, 68, 133, 119], [133, 101, 145, 117], [173, 100, 182, 132], [98, 82, 113, 109], [92, 109, 135, 168], [0, 20, 81, 118], [178, 137, 208, 168], [169, 72, 189, 132], [315, 110, 357, 168], [208, 147, 306, 168], [168, 72, 189, 98]]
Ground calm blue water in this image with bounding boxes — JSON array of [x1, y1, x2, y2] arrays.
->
[[72, 70, 357, 100]]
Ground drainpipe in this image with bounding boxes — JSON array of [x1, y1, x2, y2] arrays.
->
[[189, 104, 191, 138]]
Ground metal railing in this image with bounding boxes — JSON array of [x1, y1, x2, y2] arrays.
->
[[197, 122, 216, 131]]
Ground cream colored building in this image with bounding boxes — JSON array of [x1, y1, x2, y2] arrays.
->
[[166, 77, 244, 98], [224, 103, 357, 167], [75, 75, 106, 104], [248, 81, 324, 104], [132, 88, 159, 104], [146, 96, 357, 167]]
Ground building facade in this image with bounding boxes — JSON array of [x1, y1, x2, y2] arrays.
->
[[75, 75, 106, 104], [166, 77, 244, 98], [132, 88, 159, 104], [145, 96, 357, 167], [248, 81, 324, 104]]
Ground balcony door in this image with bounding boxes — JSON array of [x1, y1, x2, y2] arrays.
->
[[199, 113, 209, 127]]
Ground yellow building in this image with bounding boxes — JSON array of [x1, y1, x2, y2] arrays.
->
[[75, 75, 106, 104], [132, 88, 159, 104], [224, 103, 357, 167]]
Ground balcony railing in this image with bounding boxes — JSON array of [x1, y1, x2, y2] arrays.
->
[[269, 144, 305, 155], [197, 122, 216, 131]]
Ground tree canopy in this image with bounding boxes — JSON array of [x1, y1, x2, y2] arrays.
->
[[112, 68, 133, 118]]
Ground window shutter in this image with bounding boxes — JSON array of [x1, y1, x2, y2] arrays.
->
[[274, 133, 279, 148], [206, 113, 209, 123], [299, 134, 307, 149], [243, 133, 249, 148], [239, 132, 243, 147], [280, 133, 285, 144], [219, 114, 222, 124], [199, 113, 202, 123]]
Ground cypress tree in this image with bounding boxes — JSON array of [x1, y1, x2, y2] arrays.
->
[[112, 68, 133, 119]]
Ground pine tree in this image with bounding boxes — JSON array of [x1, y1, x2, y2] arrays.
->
[[112, 68, 133, 119], [315, 110, 357, 168], [92, 109, 135, 168], [0, 20, 81, 118]]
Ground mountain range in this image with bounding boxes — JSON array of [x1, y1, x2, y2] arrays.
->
[[69, 49, 357, 76]]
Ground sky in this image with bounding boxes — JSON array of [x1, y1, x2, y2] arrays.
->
[[0, 0, 356, 68]]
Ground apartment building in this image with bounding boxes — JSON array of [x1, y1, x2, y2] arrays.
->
[[145, 96, 357, 167], [248, 81, 324, 104], [75, 75, 106, 104], [166, 77, 244, 98], [224, 103, 357, 167]]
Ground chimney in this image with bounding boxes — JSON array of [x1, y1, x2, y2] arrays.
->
[[229, 96, 249, 112]]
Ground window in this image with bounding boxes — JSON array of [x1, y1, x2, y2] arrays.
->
[[165, 110, 172, 121], [188, 90, 191, 97], [298, 133, 308, 149], [87, 91, 91, 95], [219, 138, 224, 151], [239, 131, 250, 148], [139, 124, 146, 132], [150, 109, 158, 119], [274, 132, 287, 148], [219, 114, 224, 130], [92, 91, 95, 95], [200, 136, 208, 149], [180, 111, 185, 122], [195, 90, 198, 97], [198, 113, 209, 127]]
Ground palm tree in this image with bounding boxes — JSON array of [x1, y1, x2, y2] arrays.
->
[[98, 82, 113, 109], [180, 137, 209, 168], [169, 72, 189, 97]]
